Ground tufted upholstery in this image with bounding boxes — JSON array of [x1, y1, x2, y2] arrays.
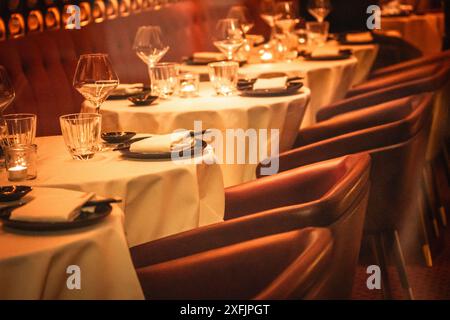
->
[[0, 1, 213, 136]]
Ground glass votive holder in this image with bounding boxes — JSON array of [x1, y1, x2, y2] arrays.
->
[[178, 73, 199, 98], [4, 144, 37, 181], [208, 61, 239, 96]]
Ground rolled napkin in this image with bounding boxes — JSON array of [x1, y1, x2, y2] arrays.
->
[[345, 32, 373, 43], [130, 131, 192, 153], [192, 52, 226, 63], [311, 47, 340, 58], [111, 83, 144, 95], [10, 188, 95, 222], [253, 76, 288, 90]]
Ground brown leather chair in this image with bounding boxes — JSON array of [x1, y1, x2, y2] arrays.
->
[[369, 50, 450, 79], [133, 227, 333, 300], [131, 153, 371, 299], [258, 94, 434, 299]]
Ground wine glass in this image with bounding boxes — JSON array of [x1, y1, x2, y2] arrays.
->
[[227, 5, 254, 35], [274, 1, 297, 34], [0, 66, 15, 117], [259, 0, 281, 38], [213, 19, 245, 61], [133, 25, 169, 68], [308, 0, 332, 23], [73, 53, 119, 113]]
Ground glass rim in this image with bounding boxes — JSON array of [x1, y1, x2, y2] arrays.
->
[[3, 143, 37, 151], [59, 113, 102, 121], [2, 113, 37, 120], [79, 53, 109, 58], [208, 61, 240, 67]]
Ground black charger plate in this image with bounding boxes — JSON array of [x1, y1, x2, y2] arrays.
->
[[239, 81, 304, 97], [184, 57, 246, 67], [0, 186, 32, 202], [0, 203, 112, 231], [119, 139, 207, 160]]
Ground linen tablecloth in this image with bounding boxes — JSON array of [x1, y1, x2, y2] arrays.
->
[[381, 12, 444, 55], [87, 84, 311, 187], [0, 136, 225, 247], [0, 205, 144, 299]]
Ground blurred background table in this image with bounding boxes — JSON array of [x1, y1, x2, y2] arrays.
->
[[87, 83, 311, 187], [0, 136, 225, 247], [0, 205, 144, 299]]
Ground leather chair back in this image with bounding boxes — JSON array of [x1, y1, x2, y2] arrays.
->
[[132, 153, 371, 299], [259, 95, 433, 238], [133, 227, 333, 300]]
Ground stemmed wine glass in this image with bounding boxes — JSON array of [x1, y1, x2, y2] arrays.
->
[[274, 1, 298, 34], [73, 53, 119, 113], [308, 0, 332, 23], [227, 5, 254, 35], [259, 0, 281, 39], [133, 25, 170, 68], [213, 19, 245, 61]]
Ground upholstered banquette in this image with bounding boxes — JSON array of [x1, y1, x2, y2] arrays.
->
[[0, 1, 215, 136]]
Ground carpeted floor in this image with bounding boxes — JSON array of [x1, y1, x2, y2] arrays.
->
[[351, 216, 450, 299]]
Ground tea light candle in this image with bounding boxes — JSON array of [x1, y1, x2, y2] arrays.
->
[[178, 73, 199, 98], [259, 44, 274, 62], [8, 165, 28, 181]]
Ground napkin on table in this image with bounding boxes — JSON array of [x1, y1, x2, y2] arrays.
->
[[111, 83, 144, 95], [193, 52, 226, 63], [130, 131, 192, 153], [253, 76, 288, 90], [10, 188, 95, 222], [345, 32, 373, 43], [311, 47, 340, 57]]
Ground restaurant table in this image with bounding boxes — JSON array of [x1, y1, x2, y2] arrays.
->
[[0, 136, 225, 247], [87, 83, 311, 187], [381, 12, 445, 55], [0, 204, 144, 299]]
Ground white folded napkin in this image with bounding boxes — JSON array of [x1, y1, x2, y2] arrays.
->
[[253, 76, 288, 90], [10, 188, 95, 222], [193, 52, 226, 62], [345, 32, 373, 43], [311, 47, 340, 57], [111, 83, 144, 95], [130, 131, 192, 153]]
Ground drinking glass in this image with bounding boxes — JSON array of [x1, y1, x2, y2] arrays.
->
[[73, 53, 119, 113], [0, 113, 37, 148], [227, 6, 254, 35], [259, 0, 281, 38], [133, 25, 169, 67], [213, 19, 245, 61], [306, 21, 329, 51], [60, 113, 102, 160], [307, 0, 332, 23], [149, 62, 178, 98], [208, 61, 239, 96]]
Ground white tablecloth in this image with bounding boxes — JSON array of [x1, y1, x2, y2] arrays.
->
[[88, 84, 310, 187], [0, 204, 144, 299], [381, 12, 445, 55], [0, 136, 225, 247]]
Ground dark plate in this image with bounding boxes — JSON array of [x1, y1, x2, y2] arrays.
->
[[0, 203, 112, 231], [239, 81, 304, 97], [0, 186, 32, 202], [128, 94, 159, 106], [303, 50, 352, 61], [184, 57, 246, 67], [101, 131, 136, 144], [119, 139, 207, 160], [108, 87, 150, 100]]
